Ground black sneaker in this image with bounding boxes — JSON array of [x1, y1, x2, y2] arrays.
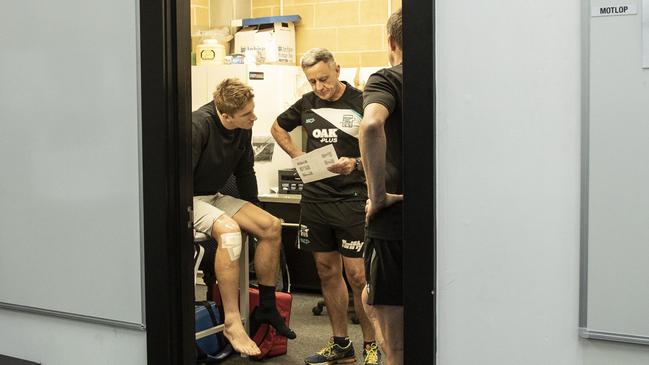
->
[[362, 342, 382, 365], [304, 338, 356, 364]]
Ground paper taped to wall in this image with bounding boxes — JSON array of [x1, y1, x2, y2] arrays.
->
[[253, 136, 275, 162], [292, 144, 339, 183]]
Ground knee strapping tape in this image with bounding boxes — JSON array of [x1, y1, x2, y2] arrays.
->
[[220, 232, 242, 261]]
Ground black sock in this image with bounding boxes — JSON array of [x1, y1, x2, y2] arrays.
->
[[364, 341, 376, 349], [333, 336, 350, 347], [254, 308, 296, 339], [258, 284, 276, 309], [253, 286, 297, 340]]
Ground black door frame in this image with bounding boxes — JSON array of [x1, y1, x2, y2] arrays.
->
[[403, 1, 436, 363], [140, 0, 194, 364], [139, 0, 435, 363]]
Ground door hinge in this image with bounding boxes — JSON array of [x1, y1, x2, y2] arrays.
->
[[187, 206, 193, 229]]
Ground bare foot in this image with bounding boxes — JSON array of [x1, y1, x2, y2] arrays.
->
[[224, 320, 261, 356]]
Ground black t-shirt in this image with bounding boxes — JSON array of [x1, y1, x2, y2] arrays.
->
[[277, 81, 367, 203], [363, 64, 403, 240], [192, 101, 259, 203]]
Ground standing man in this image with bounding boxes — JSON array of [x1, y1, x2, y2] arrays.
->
[[193, 78, 296, 357], [271, 48, 380, 365], [359, 8, 404, 365]]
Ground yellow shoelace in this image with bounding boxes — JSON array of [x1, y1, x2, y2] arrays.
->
[[364, 343, 379, 363], [317, 339, 337, 357]]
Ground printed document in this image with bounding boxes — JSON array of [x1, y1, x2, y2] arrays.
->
[[292, 144, 339, 183]]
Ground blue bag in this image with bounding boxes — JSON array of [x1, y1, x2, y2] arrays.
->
[[195, 301, 232, 363]]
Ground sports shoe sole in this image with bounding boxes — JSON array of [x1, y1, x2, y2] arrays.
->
[[304, 357, 356, 365]]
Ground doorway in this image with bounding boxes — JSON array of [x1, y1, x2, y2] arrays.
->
[[139, 0, 436, 363]]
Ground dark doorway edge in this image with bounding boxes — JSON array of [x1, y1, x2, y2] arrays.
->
[[403, 1, 436, 364], [140, 0, 194, 364]]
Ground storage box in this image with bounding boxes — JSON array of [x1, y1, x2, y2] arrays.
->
[[234, 22, 296, 64]]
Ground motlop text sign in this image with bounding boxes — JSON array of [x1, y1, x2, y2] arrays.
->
[[592, 3, 638, 17]]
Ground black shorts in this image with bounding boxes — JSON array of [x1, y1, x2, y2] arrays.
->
[[297, 201, 366, 258], [364, 236, 403, 306]]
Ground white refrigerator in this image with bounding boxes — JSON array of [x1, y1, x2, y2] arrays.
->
[[191, 64, 308, 195]]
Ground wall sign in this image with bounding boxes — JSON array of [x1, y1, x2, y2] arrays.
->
[[592, 3, 638, 16]]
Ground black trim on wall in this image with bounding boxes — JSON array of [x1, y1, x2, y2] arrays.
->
[[403, 1, 436, 363], [140, 0, 194, 364]]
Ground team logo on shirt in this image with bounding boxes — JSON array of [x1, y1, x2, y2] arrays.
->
[[305, 117, 315, 124], [312, 108, 362, 139], [341, 115, 355, 128], [312, 128, 338, 143]]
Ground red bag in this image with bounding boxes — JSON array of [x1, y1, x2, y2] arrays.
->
[[248, 288, 292, 360]]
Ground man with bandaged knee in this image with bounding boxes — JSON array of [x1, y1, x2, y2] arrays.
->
[[192, 78, 296, 356]]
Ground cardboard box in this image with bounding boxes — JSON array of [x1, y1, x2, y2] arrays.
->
[[234, 22, 296, 65]]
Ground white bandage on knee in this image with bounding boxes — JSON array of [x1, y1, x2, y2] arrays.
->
[[220, 232, 242, 261]]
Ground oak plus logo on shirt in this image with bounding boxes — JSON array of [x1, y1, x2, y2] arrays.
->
[[312, 128, 338, 143]]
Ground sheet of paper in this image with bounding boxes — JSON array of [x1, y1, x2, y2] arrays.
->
[[291, 144, 339, 183], [644, 0, 649, 68]]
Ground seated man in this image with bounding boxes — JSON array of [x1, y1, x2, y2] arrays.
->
[[192, 78, 296, 356]]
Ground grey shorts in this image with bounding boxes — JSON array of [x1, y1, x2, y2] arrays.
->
[[193, 193, 248, 237]]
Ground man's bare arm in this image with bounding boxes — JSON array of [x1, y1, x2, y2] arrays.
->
[[360, 103, 403, 221], [360, 103, 389, 201], [270, 120, 304, 158]]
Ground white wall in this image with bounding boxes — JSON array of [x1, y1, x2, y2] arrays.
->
[[0, 0, 147, 363], [0, 310, 146, 365], [436, 0, 649, 364]]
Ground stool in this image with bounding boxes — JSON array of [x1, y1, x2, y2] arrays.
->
[[312, 297, 360, 324], [194, 232, 250, 340]]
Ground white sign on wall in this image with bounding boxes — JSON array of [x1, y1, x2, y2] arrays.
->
[[642, 0, 649, 68], [592, 3, 638, 16]]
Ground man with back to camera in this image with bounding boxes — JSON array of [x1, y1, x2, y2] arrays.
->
[[192, 78, 296, 357], [359, 8, 404, 365], [271, 48, 381, 365]]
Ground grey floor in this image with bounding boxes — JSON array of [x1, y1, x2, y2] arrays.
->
[[196, 285, 365, 364]]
